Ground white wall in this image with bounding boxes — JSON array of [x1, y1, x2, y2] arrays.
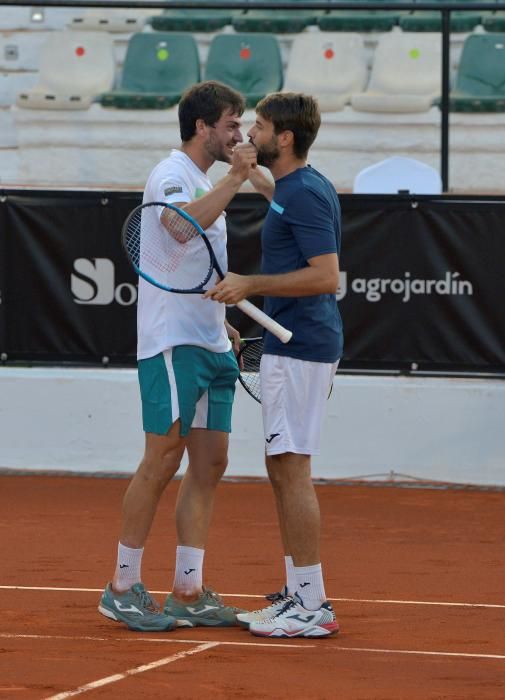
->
[[0, 367, 503, 486]]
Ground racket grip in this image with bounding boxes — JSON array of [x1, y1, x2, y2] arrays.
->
[[236, 299, 293, 344]]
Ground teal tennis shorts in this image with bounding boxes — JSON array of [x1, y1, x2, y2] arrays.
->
[[138, 345, 239, 437]]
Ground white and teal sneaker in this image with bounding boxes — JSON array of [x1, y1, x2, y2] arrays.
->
[[164, 587, 245, 627], [248, 592, 339, 638], [98, 582, 177, 632]]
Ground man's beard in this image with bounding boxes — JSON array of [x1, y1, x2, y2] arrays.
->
[[255, 137, 280, 168]]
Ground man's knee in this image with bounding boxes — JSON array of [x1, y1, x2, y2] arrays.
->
[[266, 454, 311, 489], [188, 453, 228, 488], [137, 451, 181, 491]]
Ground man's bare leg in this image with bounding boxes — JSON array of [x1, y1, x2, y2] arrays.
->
[[266, 452, 320, 566], [173, 428, 228, 600], [111, 421, 186, 592]]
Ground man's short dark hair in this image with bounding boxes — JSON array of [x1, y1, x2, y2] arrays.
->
[[255, 92, 321, 159], [178, 81, 245, 142]]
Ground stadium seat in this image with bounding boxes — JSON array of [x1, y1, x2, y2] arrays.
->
[[448, 33, 505, 112], [99, 32, 200, 109], [283, 33, 367, 112], [353, 156, 442, 194], [318, 0, 402, 33], [483, 11, 505, 31], [16, 31, 115, 110], [399, 6, 483, 33], [204, 34, 283, 108], [351, 32, 441, 113], [69, 8, 153, 33], [150, 8, 234, 32], [232, 0, 318, 34]]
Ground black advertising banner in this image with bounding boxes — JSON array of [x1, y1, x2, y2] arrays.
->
[[1, 191, 141, 363], [339, 196, 505, 372], [0, 190, 504, 373]]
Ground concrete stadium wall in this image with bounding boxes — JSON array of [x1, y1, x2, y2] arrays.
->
[[6, 105, 505, 193], [0, 367, 503, 486]]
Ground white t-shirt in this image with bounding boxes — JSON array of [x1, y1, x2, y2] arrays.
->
[[137, 149, 231, 360]]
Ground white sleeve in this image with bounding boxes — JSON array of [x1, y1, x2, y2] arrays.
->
[[152, 168, 192, 206]]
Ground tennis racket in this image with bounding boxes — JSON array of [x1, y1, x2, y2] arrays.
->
[[237, 337, 263, 403], [237, 337, 335, 404], [122, 201, 292, 344]]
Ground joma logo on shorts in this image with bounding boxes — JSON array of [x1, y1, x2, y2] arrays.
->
[[71, 258, 137, 306]]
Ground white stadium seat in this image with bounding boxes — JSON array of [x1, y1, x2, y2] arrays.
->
[[353, 156, 442, 194], [283, 32, 368, 112], [351, 32, 441, 113], [16, 31, 115, 110]]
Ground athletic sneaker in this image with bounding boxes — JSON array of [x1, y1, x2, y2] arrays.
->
[[248, 592, 339, 638], [164, 586, 246, 627], [265, 584, 289, 603], [236, 591, 292, 628], [98, 582, 177, 632]]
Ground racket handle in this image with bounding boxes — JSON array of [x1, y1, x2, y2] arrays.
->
[[236, 299, 293, 344]]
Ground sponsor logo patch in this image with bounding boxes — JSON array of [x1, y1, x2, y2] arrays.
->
[[164, 185, 183, 195]]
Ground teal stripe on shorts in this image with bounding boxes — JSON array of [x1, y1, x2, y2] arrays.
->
[[138, 352, 173, 436], [138, 346, 239, 437]]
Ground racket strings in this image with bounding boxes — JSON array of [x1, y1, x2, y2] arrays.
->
[[238, 338, 263, 403], [126, 205, 213, 291]]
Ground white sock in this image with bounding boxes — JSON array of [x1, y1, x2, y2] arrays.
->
[[173, 545, 204, 596], [114, 543, 143, 593], [284, 555, 297, 596], [294, 563, 327, 611]]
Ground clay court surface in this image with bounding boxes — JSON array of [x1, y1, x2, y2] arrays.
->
[[1, 474, 504, 699]]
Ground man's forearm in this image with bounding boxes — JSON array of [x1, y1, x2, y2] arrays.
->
[[248, 266, 339, 297], [182, 173, 244, 230]]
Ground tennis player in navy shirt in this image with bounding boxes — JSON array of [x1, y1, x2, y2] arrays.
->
[[205, 92, 343, 638]]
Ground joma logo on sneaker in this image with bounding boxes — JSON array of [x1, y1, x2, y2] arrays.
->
[[114, 601, 143, 615], [187, 605, 218, 615]]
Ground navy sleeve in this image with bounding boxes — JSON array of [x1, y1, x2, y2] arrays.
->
[[283, 187, 339, 261]]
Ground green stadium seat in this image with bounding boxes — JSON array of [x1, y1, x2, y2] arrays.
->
[[150, 8, 234, 32], [318, 0, 402, 33], [232, 0, 318, 34], [399, 0, 483, 32], [99, 32, 200, 110], [449, 33, 505, 112], [482, 11, 505, 32], [204, 34, 283, 108]]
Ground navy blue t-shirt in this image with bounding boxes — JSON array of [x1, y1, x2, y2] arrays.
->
[[261, 166, 344, 363]]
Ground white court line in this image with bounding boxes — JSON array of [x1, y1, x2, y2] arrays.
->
[[0, 633, 314, 649], [336, 645, 505, 661], [2, 633, 504, 662], [44, 641, 218, 700], [1, 585, 505, 609]]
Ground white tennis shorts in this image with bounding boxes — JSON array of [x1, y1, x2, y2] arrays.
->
[[260, 354, 339, 457]]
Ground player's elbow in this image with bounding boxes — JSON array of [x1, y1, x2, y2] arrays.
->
[[321, 268, 339, 294], [309, 254, 339, 294], [312, 273, 338, 295]]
